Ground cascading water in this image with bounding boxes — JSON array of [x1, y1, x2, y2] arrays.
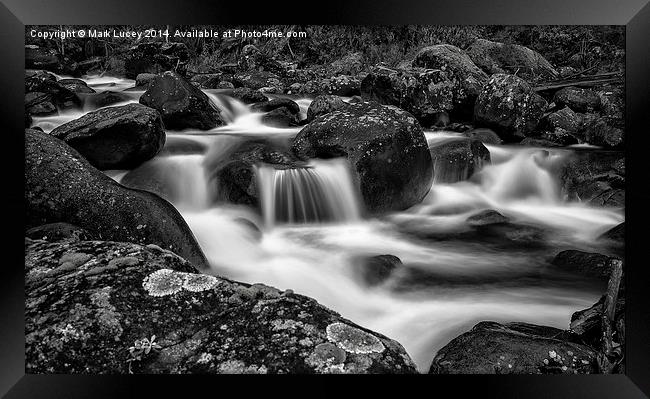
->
[[41, 73, 624, 372], [256, 159, 362, 228]]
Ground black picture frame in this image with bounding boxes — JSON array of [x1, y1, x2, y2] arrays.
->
[[3, 0, 649, 397]]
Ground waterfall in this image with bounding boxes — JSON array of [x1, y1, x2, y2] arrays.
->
[[205, 92, 252, 124], [256, 159, 362, 228]]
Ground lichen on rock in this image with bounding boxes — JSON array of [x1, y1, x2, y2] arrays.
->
[[326, 322, 385, 354], [142, 268, 184, 297]]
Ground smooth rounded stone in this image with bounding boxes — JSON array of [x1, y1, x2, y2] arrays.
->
[[307, 95, 348, 122], [139, 71, 224, 130], [553, 87, 602, 113], [462, 128, 503, 144], [348, 95, 364, 104], [355, 254, 402, 286], [558, 151, 624, 207], [233, 70, 283, 92], [206, 138, 303, 206], [25, 45, 61, 72], [120, 159, 184, 204], [124, 42, 190, 79], [429, 138, 490, 183], [466, 210, 509, 226], [465, 39, 558, 80], [474, 74, 548, 141], [159, 136, 207, 156], [25, 129, 209, 269], [551, 250, 621, 281], [25, 222, 94, 242], [81, 91, 132, 109], [227, 87, 268, 104], [412, 44, 488, 94], [25, 239, 417, 374], [578, 114, 623, 149], [57, 78, 96, 94], [250, 98, 300, 115], [429, 321, 598, 374], [361, 66, 480, 125], [261, 107, 300, 127], [50, 103, 165, 170], [135, 73, 157, 88], [292, 102, 433, 213]]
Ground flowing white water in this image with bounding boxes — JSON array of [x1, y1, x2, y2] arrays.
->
[[38, 73, 624, 372]]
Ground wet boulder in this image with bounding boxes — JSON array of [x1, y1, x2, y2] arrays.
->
[[551, 250, 621, 281], [124, 42, 190, 79], [429, 321, 598, 374], [355, 255, 402, 286], [553, 87, 601, 113], [466, 210, 509, 226], [466, 39, 558, 81], [50, 103, 165, 170], [135, 73, 157, 88], [429, 138, 490, 183], [262, 108, 300, 128], [474, 74, 548, 141], [558, 151, 624, 207], [360, 65, 482, 125], [58, 78, 96, 94], [462, 128, 503, 145], [250, 98, 300, 114], [292, 102, 433, 213], [25, 129, 208, 269], [307, 95, 348, 122], [227, 87, 268, 104], [139, 71, 224, 130], [25, 239, 417, 374]]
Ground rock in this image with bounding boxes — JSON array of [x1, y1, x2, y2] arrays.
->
[[135, 73, 157, 88], [124, 42, 190, 79], [466, 39, 558, 81], [519, 138, 564, 148], [466, 210, 509, 226], [25, 129, 208, 269], [58, 78, 96, 94], [474, 74, 548, 141], [330, 52, 364, 76], [25, 223, 94, 242], [25, 92, 57, 116], [159, 136, 207, 156], [322, 75, 361, 96], [307, 95, 348, 122], [25, 45, 61, 72], [139, 71, 224, 130], [597, 87, 624, 128], [361, 64, 485, 124], [50, 103, 165, 170], [233, 71, 284, 92], [429, 321, 598, 374], [569, 296, 625, 349], [553, 87, 601, 113], [25, 71, 80, 115], [412, 44, 488, 94], [558, 151, 624, 207], [356, 255, 402, 286], [206, 138, 302, 206], [537, 107, 583, 145], [227, 88, 268, 104], [551, 250, 621, 281], [598, 222, 624, 247], [578, 114, 623, 149], [287, 83, 303, 94], [250, 98, 300, 115], [462, 128, 503, 144], [81, 91, 132, 109], [214, 81, 235, 89], [262, 108, 300, 128], [237, 45, 286, 76], [429, 138, 490, 183], [70, 57, 104, 77], [292, 102, 433, 213], [25, 239, 417, 374]]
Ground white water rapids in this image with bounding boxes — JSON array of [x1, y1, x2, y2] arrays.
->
[[32, 74, 624, 372]]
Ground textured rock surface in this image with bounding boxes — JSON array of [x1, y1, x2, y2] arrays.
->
[[25, 239, 417, 374], [552, 250, 622, 281], [553, 87, 601, 113], [25, 129, 209, 269], [292, 102, 433, 213], [466, 39, 558, 80], [558, 151, 624, 207], [307, 95, 348, 122], [50, 103, 165, 170]]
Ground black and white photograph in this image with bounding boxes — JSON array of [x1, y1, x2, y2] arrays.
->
[[24, 24, 627, 375]]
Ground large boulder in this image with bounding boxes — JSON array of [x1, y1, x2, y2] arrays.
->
[[553, 87, 601, 113], [292, 102, 433, 213], [251, 98, 301, 127], [139, 71, 224, 130], [25, 129, 209, 269], [429, 138, 490, 183], [25, 239, 417, 374], [537, 107, 583, 145], [558, 151, 624, 207], [551, 250, 621, 281], [124, 42, 190, 79], [578, 114, 624, 149], [307, 95, 348, 122], [50, 103, 165, 170], [466, 39, 558, 81], [429, 321, 598, 374], [58, 78, 96, 94], [474, 74, 548, 141], [360, 66, 478, 127]]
